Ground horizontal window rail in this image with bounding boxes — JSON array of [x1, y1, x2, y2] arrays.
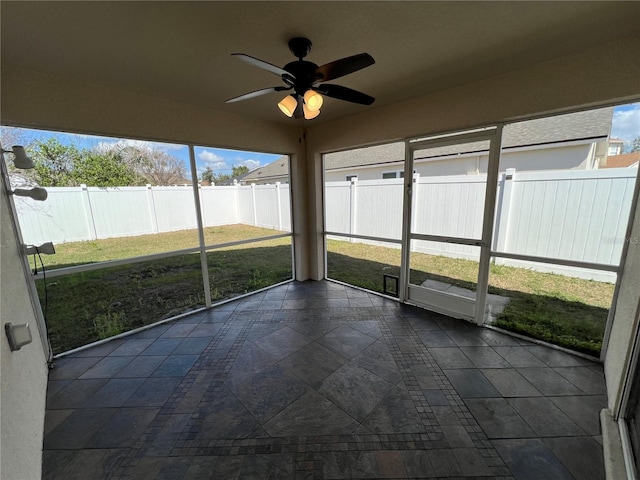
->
[[490, 251, 619, 273], [325, 231, 402, 244], [33, 233, 293, 280], [409, 233, 484, 246]]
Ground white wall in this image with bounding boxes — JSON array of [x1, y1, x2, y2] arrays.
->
[[324, 142, 597, 181], [1, 179, 48, 480]]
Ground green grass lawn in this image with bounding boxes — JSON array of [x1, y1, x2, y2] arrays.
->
[[37, 225, 292, 353], [327, 239, 612, 357], [35, 226, 612, 356]]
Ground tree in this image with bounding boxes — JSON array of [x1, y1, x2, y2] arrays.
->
[[73, 150, 142, 187], [25, 138, 144, 187], [630, 137, 640, 153], [27, 138, 82, 186], [118, 145, 188, 185], [232, 165, 249, 177], [201, 167, 215, 184]]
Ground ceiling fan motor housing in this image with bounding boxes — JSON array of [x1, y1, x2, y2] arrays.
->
[[283, 60, 320, 96]]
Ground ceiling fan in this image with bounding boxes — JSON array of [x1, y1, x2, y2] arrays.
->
[[226, 37, 375, 120]]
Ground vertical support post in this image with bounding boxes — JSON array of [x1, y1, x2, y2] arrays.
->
[[411, 173, 420, 250], [146, 184, 159, 233], [349, 177, 357, 242], [275, 182, 283, 231], [80, 183, 98, 240], [234, 180, 240, 225], [251, 183, 257, 226], [399, 141, 413, 302], [475, 125, 504, 326], [493, 168, 515, 265], [188, 146, 212, 308]]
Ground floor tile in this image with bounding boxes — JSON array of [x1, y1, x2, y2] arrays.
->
[[444, 328, 488, 346], [429, 347, 475, 368], [319, 362, 394, 422], [252, 326, 310, 360], [87, 407, 159, 448], [493, 438, 574, 480], [139, 337, 182, 356], [360, 383, 424, 433], [548, 395, 607, 436], [173, 336, 211, 355], [517, 367, 583, 396], [318, 324, 377, 359], [48, 357, 102, 380], [78, 356, 132, 379], [231, 363, 308, 422], [508, 397, 586, 437], [465, 398, 535, 438], [553, 366, 607, 394], [108, 338, 154, 356], [525, 345, 595, 367], [544, 436, 605, 480], [460, 346, 512, 368], [416, 329, 456, 347], [493, 346, 547, 367], [279, 341, 348, 388], [224, 341, 277, 387], [82, 378, 146, 407], [123, 377, 182, 407], [444, 369, 501, 398], [44, 408, 116, 449], [114, 355, 166, 378], [151, 354, 198, 377], [265, 390, 359, 436], [481, 368, 542, 397], [53, 448, 128, 480], [47, 379, 109, 409]]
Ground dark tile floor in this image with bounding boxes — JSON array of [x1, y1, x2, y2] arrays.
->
[[42, 280, 606, 479]]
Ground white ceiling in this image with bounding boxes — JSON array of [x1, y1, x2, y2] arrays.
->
[[2, 1, 639, 125]]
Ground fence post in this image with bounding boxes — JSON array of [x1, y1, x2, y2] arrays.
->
[[411, 173, 420, 252], [251, 183, 257, 226], [349, 177, 357, 242], [494, 168, 515, 265], [275, 182, 283, 231], [79, 184, 98, 240], [146, 184, 159, 233]]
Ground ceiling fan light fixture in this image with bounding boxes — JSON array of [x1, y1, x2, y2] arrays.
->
[[303, 104, 320, 120], [278, 95, 297, 117], [303, 90, 323, 111]]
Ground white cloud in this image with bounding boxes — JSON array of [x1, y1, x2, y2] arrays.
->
[[238, 159, 261, 171], [198, 150, 228, 171], [611, 104, 640, 143]]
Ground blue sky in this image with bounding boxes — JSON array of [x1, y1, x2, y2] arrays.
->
[[3, 102, 639, 178], [1, 127, 282, 178]]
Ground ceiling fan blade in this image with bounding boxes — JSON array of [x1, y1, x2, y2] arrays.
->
[[231, 53, 292, 78], [314, 84, 375, 105], [315, 53, 375, 82], [226, 86, 290, 104]]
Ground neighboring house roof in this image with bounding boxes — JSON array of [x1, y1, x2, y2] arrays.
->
[[602, 152, 640, 169], [240, 107, 615, 177], [217, 171, 251, 186], [241, 156, 289, 183], [609, 137, 625, 144], [325, 107, 614, 170]]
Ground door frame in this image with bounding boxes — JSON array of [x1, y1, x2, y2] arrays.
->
[[399, 126, 503, 324]]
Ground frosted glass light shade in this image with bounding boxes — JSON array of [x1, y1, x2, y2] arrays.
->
[[278, 95, 297, 117], [303, 90, 323, 111], [303, 105, 320, 120]]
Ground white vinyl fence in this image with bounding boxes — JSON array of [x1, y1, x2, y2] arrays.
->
[[326, 168, 638, 282], [15, 169, 637, 282], [15, 183, 291, 245]]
